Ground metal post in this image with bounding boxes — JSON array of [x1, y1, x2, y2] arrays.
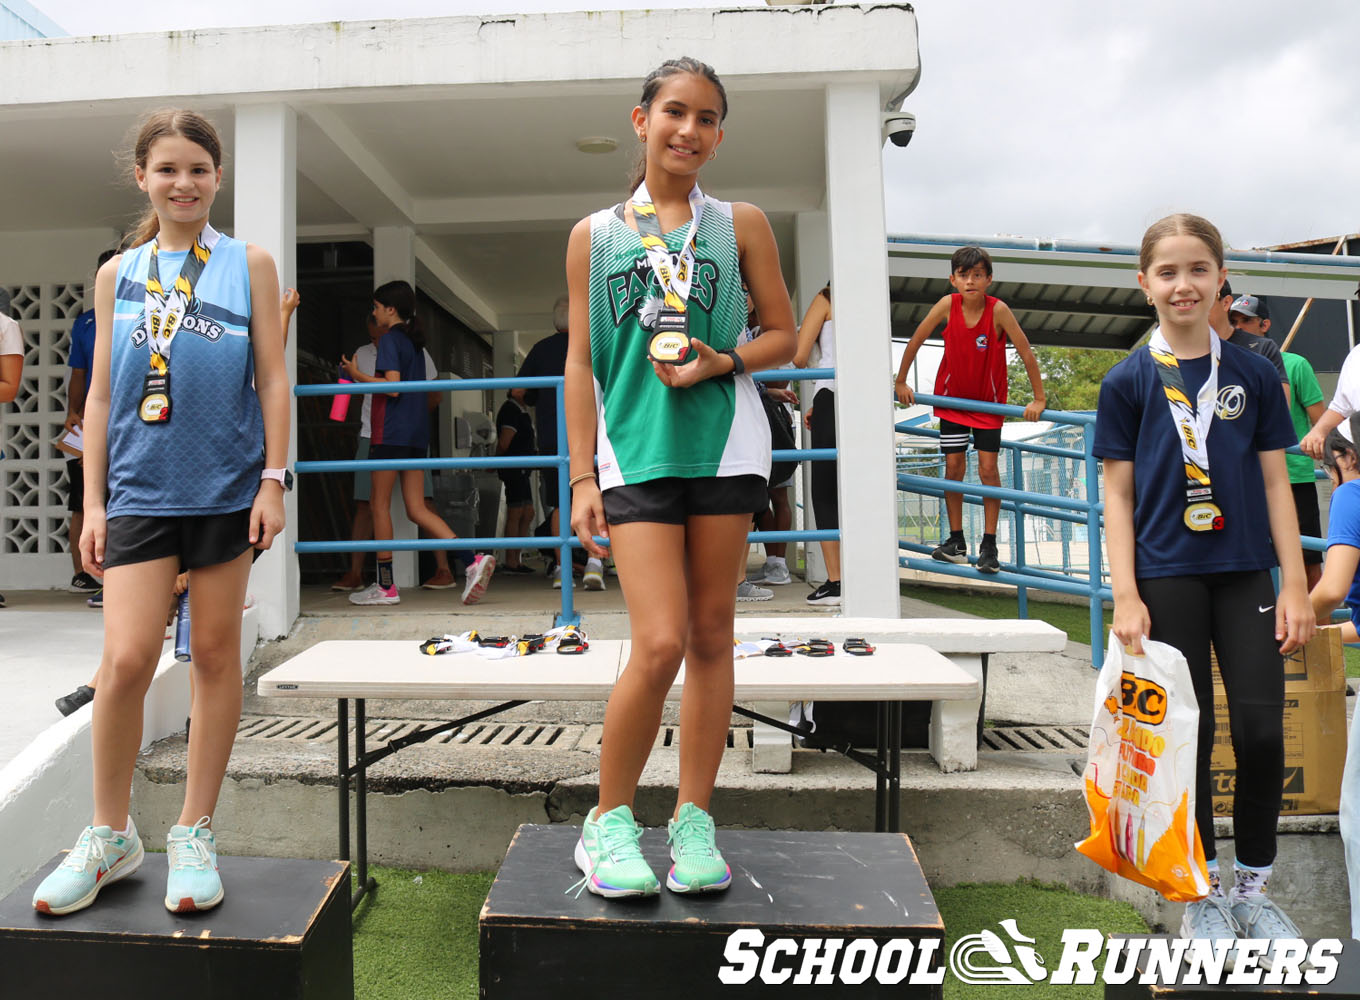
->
[[555, 378, 578, 626], [337, 698, 349, 863], [355, 698, 372, 899], [1084, 423, 1104, 668], [1010, 445, 1029, 619]]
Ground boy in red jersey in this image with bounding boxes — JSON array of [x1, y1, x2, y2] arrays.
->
[[895, 246, 1045, 574]]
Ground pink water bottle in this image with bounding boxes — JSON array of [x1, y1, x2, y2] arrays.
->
[[330, 369, 353, 422]]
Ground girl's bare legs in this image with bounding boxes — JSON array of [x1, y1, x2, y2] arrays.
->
[[819, 539, 841, 582], [179, 548, 252, 825], [369, 468, 399, 561], [597, 521, 688, 813], [91, 556, 179, 828], [677, 514, 749, 813]]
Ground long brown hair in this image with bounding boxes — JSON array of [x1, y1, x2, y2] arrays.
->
[[124, 109, 223, 249], [626, 57, 728, 193]]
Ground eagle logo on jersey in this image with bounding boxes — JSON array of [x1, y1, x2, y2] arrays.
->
[[606, 256, 721, 328]]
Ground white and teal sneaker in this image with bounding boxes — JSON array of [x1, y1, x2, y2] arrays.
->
[[666, 802, 731, 894], [165, 816, 223, 913], [32, 820, 144, 915], [571, 805, 659, 898]]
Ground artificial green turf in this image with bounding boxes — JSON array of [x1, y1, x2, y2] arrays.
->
[[352, 868, 1148, 1000], [935, 879, 1150, 1000], [352, 867, 493, 1000]]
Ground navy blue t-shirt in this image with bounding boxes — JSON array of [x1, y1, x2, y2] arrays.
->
[[370, 325, 429, 449], [68, 309, 96, 372], [1325, 479, 1360, 632], [517, 330, 568, 455], [1094, 340, 1296, 579]]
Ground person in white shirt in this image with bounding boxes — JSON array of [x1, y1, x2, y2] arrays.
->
[[0, 290, 23, 609]]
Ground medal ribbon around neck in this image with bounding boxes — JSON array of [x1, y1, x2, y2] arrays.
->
[[630, 181, 705, 314], [1147, 327, 1224, 532], [143, 223, 220, 375]]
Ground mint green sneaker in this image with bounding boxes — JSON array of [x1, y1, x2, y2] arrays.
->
[[165, 816, 223, 913], [32, 820, 144, 915], [666, 802, 731, 894], [571, 805, 659, 898]]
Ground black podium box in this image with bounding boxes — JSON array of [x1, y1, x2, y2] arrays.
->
[[0, 854, 353, 999], [481, 825, 945, 998], [1103, 935, 1360, 998]]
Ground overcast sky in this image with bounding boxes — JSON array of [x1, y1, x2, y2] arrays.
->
[[30, 0, 1360, 250]]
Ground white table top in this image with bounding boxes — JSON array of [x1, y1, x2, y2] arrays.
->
[[733, 616, 1067, 652], [257, 639, 979, 703]]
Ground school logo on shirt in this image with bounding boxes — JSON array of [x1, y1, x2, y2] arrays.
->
[[605, 256, 721, 328], [129, 306, 227, 348], [1215, 385, 1246, 421]]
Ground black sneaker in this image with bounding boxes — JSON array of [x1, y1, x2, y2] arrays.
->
[[976, 541, 1000, 575], [931, 536, 968, 564], [806, 580, 842, 606], [55, 684, 95, 717], [87, 590, 103, 608], [69, 572, 101, 593]]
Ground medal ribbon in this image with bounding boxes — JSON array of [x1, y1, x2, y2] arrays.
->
[[630, 181, 704, 313], [1147, 327, 1220, 514], [143, 223, 220, 375]]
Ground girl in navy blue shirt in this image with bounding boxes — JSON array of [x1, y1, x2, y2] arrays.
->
[[1096, 213, 1313, 945]]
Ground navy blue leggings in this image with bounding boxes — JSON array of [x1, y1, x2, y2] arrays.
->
[[1138, 570, 1285, 867]]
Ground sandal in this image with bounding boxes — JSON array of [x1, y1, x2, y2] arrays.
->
[[843, 637, 875, 656]]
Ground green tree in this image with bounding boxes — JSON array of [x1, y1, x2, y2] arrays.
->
[[1007, 346, 1125, 412]]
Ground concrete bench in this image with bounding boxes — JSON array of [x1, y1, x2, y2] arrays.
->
[[732, 617, 1068, 774], [256, 638, 979, 906]]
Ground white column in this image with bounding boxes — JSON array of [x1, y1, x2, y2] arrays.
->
[[493, 330, 518, 378], [236, 104, 298, 640], [371, 225, 421, 587], [824, 83, 899, 618], [794, 211, 830, 585]]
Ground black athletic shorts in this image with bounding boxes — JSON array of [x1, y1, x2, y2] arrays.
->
[[369, 443, 426, 462], [938, 418, 1002, 455], [500, 469, 534, 508], [1292, 481, 1323, 565], [539, 465, 561, 512], [104, 508, 254, 571], [66, 458, 84, 514], [602, 475, 767, 526]]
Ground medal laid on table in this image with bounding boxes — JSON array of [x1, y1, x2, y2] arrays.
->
[[1148, 327, 1224, 533], [632, 181, 704, 365], [139, 223, 220, 423]]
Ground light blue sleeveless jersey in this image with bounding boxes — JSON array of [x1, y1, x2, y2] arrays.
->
[[106, 234, 263, 517]]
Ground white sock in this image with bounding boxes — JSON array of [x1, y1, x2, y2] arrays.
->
[[112, 818, 132, 838], [586, 557, 602, 570]]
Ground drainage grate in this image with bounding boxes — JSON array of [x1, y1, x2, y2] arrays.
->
[[578, 725, 753, 750], [236, 715, 589, 750], [980, 725, 1088, 753]]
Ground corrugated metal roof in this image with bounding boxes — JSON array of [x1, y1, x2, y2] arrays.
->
[[0, 1, 67, 39]]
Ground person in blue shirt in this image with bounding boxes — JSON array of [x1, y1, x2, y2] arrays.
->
[[341, 280, 495, 607], [33, 109, 290, 918], [1097, 213, 1314, 946], [1307, 416, 1360, 940]]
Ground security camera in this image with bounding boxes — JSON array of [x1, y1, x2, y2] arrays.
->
[[881, 111, 916, 148]]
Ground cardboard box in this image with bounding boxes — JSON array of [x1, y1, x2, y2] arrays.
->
[[1209, 624, 1348, 817]]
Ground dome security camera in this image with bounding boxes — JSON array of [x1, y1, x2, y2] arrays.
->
[[881, 111, 916, 148]]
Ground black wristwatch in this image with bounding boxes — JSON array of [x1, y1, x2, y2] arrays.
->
[[720, 349, 745, 376]]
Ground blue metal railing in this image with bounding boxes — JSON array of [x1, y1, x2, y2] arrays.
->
[[293, 368, 839, 625]]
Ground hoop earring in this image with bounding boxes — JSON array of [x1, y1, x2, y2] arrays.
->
[[709, 151, 717, 161]]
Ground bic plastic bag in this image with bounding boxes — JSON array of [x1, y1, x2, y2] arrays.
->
[[1075, 633, 1210, 902]]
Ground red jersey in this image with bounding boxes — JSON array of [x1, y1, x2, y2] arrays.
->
[[932, 293, 1007, 430]]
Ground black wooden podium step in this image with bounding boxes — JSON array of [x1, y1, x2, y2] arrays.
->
[[1103, 935, 1360, 998], [481, 824, 945, 998], [0, 854, 353, 999]]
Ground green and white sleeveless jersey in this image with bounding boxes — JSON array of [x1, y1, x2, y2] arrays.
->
[[587, 196, 768, 489]]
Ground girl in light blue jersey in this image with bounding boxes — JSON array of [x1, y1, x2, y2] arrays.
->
[[34, 110, 290, 917]]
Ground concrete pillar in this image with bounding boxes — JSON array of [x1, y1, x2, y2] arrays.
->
[[372, 226, 421, 587], [794, 211, 831, 585], [824, 83, 899, 618], [493, 330, 518, 378], [235, 103, 298, 640]]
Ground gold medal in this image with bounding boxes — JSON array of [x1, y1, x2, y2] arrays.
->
[[647, 306, 691, 365], [139, 371, 171, 423], [1183, 501, 1223, 532]]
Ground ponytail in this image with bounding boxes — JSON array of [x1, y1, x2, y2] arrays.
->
[[121, 109, 223, 249], [625, 56, 728, 196]]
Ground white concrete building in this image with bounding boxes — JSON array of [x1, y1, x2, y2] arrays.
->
[[0, 5, 921, 633]]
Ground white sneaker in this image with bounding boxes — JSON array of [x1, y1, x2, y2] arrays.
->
[[736, 580, 773, 602], [349, 582, 399, 606], [584, 558, 605, 591], [462, 554, 496, 605]]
